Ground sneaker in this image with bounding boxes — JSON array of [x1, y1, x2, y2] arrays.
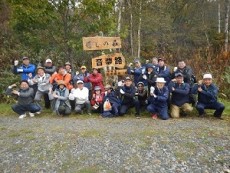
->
[[214, 115, 224, 120], [151, 114, 158, 119], [19, 114, 26, 119], [35, 111, 41, 115], [29, 112, 35, 117], [87, 112, 92, 115], [135, 113, 140, 119]]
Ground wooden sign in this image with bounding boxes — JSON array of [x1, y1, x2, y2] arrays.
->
[[92, 53, 125, 69], [83, 37, 121, 50]]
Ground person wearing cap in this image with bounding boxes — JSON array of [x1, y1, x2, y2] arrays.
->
[[90, 86, 104, 113], [44, 58, 56, 75], [5, 80, 41, 119], [48, 80, 71, 116], [135, 81, 148, 118], [73, 65, 92, 99], [28, 66, 51, 110], [12, 56, 36, 80], [155, 58, 171, 85], [168, 73, 193, 118], [127, 58, 147, 86], [69, 80, 91, 115], [147, 77, 169, 120], [84, 68, 104, 93], [50, 66, 73, 90], [191, 73, 225, 119], [119, 76, 140, 117], [101, 84, 121, 117]]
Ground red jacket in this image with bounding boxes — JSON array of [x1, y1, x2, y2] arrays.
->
[[84, 73, 104, 92]]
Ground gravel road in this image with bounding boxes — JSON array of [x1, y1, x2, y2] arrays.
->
[[0, 116, 229, 173]]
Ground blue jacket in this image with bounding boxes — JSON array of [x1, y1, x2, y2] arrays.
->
[[149, 86, 169, 108], [168, 81, 190, 106], [73, 71, 91, 90], [13, 64, 36, 80], [127, 66, 147, 86], [191, 83, 218, 104], [120, 85, 136, 105], [155, 66, 171, 84], [103, 90, 121, 106]]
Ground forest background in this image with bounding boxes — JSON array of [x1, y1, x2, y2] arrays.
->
[[0, 0, 229, 102]]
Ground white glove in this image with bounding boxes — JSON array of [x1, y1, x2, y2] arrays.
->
[[75, 71, 79, 75], [14, 60, 19, 66], [142, 74, 147, 80], [68, 93, 75, 100], [118, 81, 124, 87], [120, 89, 125, 94], [173, 67, 178, 72], [17, 68, 23, 72], [129, 63, 133, 67], [153, 94, 157, 98], [150, 86, 155, 94], [130, 70, 134, 73]]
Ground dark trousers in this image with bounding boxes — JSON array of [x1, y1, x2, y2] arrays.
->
[[12, 103, 41, 115], [43, 93, 50, 109], [147, 104, 169, 120], [196, 102, 225, 117], [120, 100, 139, 116]]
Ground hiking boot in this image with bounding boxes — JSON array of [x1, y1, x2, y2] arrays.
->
[[151, 114, 158, 119], [135, 113, 140, 119], [214, 115, 224, 120], [19, 114, 26, 119], [29, 112, 35, 117]]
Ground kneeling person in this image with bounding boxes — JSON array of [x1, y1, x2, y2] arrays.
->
[[6, 80, 41, 119], [168, 73, 193, 118]]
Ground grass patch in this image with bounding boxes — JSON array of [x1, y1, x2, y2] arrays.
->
[[79, 129, 103, 138]]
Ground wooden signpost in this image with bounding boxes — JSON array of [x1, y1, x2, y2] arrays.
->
[[83, 36, 127, 78], [83, 37, 121, 51]]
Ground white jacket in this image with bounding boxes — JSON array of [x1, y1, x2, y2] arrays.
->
[[70, 87, 89, 104]]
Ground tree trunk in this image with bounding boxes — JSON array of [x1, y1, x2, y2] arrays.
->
[[224, 0, 230, 52], [127, 0, 134, 57], [137, 1, 142, 58], [218, 2, 221, 33], [117, 0, 122, 34]]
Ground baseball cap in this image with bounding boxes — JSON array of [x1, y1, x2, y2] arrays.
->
[[175, 72, 183, 77], [125, 76, 131, 81], [22, 56, 29, 60], [77, 80, 84, 84], [45, 59, 52, 63], [81, 65, 86, 69], [65, 62, 71, 66], [203, 73, 212, 79]]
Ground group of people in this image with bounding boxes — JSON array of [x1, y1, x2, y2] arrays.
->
[[6, 56, 225, 120]]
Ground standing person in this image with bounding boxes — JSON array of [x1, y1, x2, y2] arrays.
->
[[43, 58, 56, 108], [28, 66, 51, 111], [73, 65, 92, 98], [5, 80, 41, 119], [102, 84, 121, 117], [50, 66, 73, 91], [147, 77, 169, 120], [48, 80, 71, 116], [84, 68, 104, 93], [155, 58, 171, 85], [191, 73, 225, 119], [69, 80, 91, 115], [44, 58, 56, 76], [119, 76, 140, 117], [127, 59, 147, 86], [13, 56, 36, 80], [168, 73, 193, 118]]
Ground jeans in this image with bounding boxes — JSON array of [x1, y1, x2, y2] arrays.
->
[[120, 100, 139, 116], [196, 102, 225, 117], [12, 103, 41, 115], [147, 104, 169, 120]]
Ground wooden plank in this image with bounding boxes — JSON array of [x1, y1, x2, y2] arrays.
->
[[92, 53, 125, 69], [83, 37, 121, 50]]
